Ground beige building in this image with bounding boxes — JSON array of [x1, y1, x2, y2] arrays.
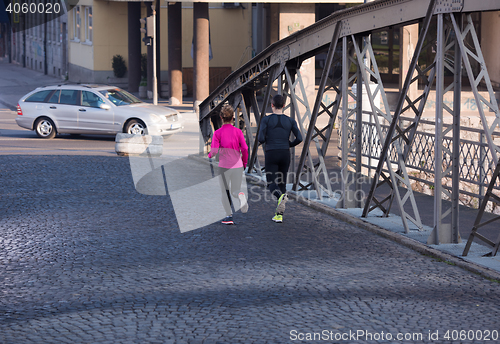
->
[[9, 1, 497, 99], [65, 1, 364, 98], [67, 1, 254, 94]]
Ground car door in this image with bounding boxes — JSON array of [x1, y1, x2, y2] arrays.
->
[[46, 89, 80, 132], [78, 91, 116, 133], [20, 89, 54, 126]]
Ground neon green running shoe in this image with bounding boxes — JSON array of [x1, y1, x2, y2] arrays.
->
[[272, 214, 283, 223], [276, 193, 288, 214]]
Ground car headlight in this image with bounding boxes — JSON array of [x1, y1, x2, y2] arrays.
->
[[150, 114, 162, 123]]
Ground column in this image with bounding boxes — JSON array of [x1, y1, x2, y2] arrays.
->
[[128, 2, 141, 93], [278, 4, 315, 111], [400, 24, 419, 103], [168, 2, 182, 105], [193, 2, 209, 114], [155, 0, 161, 94], [481, 11, 500, 87]]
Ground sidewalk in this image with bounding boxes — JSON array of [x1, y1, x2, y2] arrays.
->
[[0, 58, 65, 110]]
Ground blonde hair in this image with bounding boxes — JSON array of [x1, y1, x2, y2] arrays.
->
[[220, 104, 234, 123]]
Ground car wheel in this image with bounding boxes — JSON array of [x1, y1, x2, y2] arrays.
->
[[125, 119, 147, 135], [35, 117, 56, 139]]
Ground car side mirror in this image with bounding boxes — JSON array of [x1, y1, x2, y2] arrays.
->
[[100, 104, 111, 110]]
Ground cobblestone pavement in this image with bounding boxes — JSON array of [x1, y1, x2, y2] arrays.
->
[[1, 155, 500, 344]]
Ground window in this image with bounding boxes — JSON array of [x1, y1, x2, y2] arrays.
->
[[52, 14, 57, 42], [82, 91, 105, 108], [99, 89, 142, 106], [26, 13, 30, 37], [47, 14, 52, 42], [84, 6, 92, 43], [59, 22, 63, 43], [25, 90, 53, 103], [30, 15, 34, 37], [47, 90, 60, 103], [59, 90, 79, 105], [73, 6, 80, 41], [38, 8, 43, 39], [38, 12, 41, 38]]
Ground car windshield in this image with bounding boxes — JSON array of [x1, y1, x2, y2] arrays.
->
[[99, 89, 143, 106]]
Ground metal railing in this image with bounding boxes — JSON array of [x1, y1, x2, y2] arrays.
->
[[340, 115, 500, 207]]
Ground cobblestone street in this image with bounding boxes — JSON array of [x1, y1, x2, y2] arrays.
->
[[1, 155, 499, 343]]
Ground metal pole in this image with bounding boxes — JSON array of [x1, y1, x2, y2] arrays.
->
[[288, 71, 296, 181], [433, 13, 445, 244], [155, 0, 161, 98], [452, 13, 462, 243], [340, 36, 349, 208], [479, 133, 485, 199], [356, 38, 363, 208], [44, 12, 47, 75], [146, 3, 153, 99], [152, 3, 158, 105]]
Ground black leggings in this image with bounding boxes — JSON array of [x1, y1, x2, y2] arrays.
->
[[265, 149, 290, 200]]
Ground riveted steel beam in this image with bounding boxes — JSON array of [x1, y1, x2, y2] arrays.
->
[[200, 0, 500, 133], [293, 22, 342, 198], [353, 33, 423, 233], [247, 66, 280, 174], [362, 0, 436, 228], [284, 66, 334, 199], [454, 13, 500, 255], [339, 35, 362, 208]]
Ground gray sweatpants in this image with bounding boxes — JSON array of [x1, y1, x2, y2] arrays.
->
[[218, 167, 244, 216]]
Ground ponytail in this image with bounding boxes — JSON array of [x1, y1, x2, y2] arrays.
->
[[220, 104, 234, 123]]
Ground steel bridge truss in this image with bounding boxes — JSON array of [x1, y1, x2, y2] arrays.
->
[[199, 0, 500, 254]]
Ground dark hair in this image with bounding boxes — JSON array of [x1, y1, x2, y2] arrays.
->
[[220, 104, 234, 122], [272, 95, 285, 109]]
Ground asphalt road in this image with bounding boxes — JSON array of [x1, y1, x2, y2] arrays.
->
[[0, 108, 201, 157]]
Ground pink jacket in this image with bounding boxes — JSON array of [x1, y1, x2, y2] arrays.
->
[[208, 124, 249, 169]]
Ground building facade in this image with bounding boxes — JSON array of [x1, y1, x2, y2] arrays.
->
[[3, 2, 499, 94], [8, 11, 68, 79], [66, 1, 255, 94]]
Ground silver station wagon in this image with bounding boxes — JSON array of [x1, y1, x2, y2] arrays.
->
[[16, 84, 184, 139]]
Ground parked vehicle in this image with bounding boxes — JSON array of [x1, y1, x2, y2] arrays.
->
[[15, 84, 184, 139]]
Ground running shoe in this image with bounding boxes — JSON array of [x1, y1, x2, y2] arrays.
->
[[272, 214, 283, 223], [222, 216, 234, 225], [276, 193, 288, 214], [238, 192, 248, 213]]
